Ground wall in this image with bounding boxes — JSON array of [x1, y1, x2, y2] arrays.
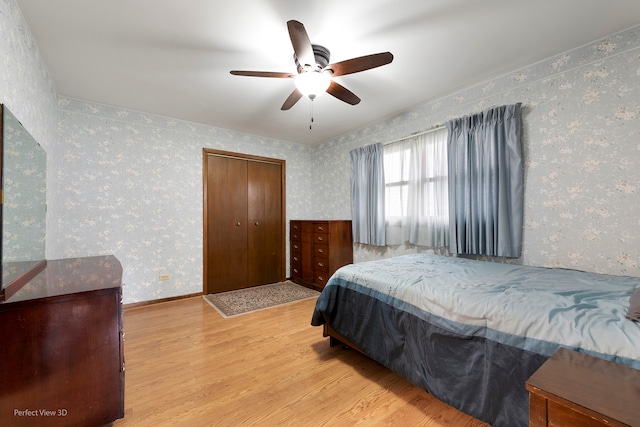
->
[[2, 0, 317, 304], [56, 99, 316, 303], [0, 0, 59, 258], [314, 25, 640, 277], [4, 0, 639, 305]]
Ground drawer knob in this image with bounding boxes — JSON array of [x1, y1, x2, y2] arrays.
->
[[317, 236, 324, 242], [318, 262, 324, 268], [293, 256, 298, 261], [318, 248, 324, 253]]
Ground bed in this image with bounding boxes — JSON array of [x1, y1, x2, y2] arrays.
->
[[310, 254, 640, 427]]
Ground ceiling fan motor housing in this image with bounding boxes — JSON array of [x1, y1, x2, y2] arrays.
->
[[295, 44, 330, 72]]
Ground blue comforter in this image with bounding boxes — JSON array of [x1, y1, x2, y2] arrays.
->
[[311, 254, 640, 426], [313, 253, 640, 366]]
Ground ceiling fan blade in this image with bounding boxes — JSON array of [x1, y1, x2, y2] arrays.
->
[[326, 81, 360, 105], [287, 20, 315, 68], [281, 89, 303, 110], [326, 52, 394, 77], [230, 70, 294, 78]]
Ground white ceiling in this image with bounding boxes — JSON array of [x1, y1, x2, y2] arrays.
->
[[16, 0, 640, 145]]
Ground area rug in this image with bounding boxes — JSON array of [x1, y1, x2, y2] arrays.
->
[[202, 281, 320, 318]]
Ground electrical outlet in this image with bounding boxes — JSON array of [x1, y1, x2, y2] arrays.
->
[[159, 274, 170, 281]]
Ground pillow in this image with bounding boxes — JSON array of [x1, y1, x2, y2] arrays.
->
[[627, 287, 640, 322]]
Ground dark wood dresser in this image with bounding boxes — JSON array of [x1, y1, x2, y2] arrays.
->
[[289, 220, 353, 291], [0, 256, 124, 426], [526, 347, 640, 427]]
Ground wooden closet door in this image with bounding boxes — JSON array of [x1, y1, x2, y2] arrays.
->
[[204, 149, 286, 295], [205, 154, 248, 293], [247, 160, 283, 286]]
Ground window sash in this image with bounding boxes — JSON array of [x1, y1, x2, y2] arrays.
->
[[383, 127, 449, 247]]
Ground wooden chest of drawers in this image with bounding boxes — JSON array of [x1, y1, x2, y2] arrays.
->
[[0, 256, 124, 426], [526, 347, 640, 427], [290, 220, 353, 291]]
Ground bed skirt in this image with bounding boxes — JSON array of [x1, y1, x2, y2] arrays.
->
[[312, 285, 549, 427]]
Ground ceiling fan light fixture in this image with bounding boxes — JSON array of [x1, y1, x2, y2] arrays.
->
[[294, 71, 331, 99]]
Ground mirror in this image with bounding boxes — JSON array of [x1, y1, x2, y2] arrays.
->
[[1, 105, 47, 300]]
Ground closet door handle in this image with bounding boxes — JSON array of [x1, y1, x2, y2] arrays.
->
[[254, 222, 260, 226], [236, 222, 241, 226]]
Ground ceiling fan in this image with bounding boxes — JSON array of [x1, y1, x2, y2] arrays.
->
[[230, 20, 394, 110]]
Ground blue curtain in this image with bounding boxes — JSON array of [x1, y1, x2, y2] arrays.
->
[[350, 143, 386, 246], [446, 103, 524, 257]]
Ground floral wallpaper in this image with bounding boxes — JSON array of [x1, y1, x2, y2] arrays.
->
[[316, 26, 640, 277], [0, 0, 58, 287], [55, 100, 317, 302], [2, 0, 639, 304]]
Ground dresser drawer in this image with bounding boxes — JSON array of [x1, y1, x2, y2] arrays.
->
[[314, 233, 329, 244], [547, 400, 605, 427], [313, 222, 329, 234], [290, 262, 302, 279], [314, 256, 329, 273], [314, 271, 329, 287], [290, 250, 302, 267], [291, 229, 312, 243], [314, 244, 329, 258]]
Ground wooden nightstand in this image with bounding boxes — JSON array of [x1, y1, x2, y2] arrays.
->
[[526, 347, 640, 427]]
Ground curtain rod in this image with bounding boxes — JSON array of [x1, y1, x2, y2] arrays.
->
[[382, 125, 446, 146]]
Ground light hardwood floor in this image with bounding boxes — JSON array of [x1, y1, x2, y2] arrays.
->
[[113, 296, 489, 426]]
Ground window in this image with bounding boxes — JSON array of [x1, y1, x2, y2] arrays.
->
[[383, 127, 449, 247]]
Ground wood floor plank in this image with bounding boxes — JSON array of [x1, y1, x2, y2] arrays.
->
[[113, 296, 489, 426]]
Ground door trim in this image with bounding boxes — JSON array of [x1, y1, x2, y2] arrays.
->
[[202, 149, 286, 294]]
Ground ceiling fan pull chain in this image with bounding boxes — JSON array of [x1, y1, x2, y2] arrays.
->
[[309, 100, 314, 130]]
